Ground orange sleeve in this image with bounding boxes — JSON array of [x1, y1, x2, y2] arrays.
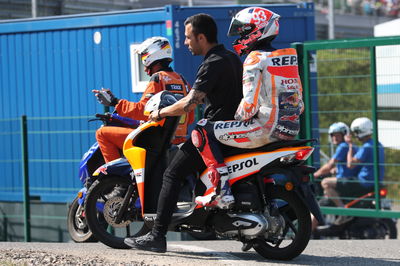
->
[[115, 77, 163, 121]]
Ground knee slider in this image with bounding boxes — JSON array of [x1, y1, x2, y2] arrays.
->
[[191, 128, 206, 152]]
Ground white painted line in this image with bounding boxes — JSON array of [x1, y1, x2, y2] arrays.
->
[[169, 244, 242, 265]]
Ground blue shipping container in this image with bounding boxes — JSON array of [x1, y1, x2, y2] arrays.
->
[[0, 4, 315, 203]]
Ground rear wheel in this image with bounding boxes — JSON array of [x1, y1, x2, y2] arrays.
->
[[85, 176, 150, 249], [253, 186, 311, 260], [379, 218, 398, 239]]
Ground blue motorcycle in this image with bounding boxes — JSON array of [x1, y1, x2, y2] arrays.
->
[[67, 113, 139, 242]]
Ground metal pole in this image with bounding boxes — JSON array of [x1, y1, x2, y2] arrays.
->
[[188, 0, 193, 7], [327, 0, 335, 39], [370, 47, 380, 210], [31, 0, 37, 18], [21, 115, 31, 242]]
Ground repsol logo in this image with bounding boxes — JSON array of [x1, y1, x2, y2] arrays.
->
[[215, 119, 255, 129], [227, 158, 259, 174], [272, 56, 297, 66]]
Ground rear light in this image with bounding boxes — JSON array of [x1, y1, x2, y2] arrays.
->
[[295, 147, 314, 161], [380, 188, 387, 197], [280, 147, 314, 164]]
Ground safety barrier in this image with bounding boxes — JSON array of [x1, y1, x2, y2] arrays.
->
[[0, 115, 96, 242], [293, 36, 400, 219]]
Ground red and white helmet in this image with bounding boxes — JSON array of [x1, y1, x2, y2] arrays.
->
[[228, 7, 280, 56], [135, 36, 173, 67]]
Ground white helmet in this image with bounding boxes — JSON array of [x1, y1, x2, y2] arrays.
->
[[135, 36, 173, 67], [328, 122, 350, 136], [144, 91, 183, 116], [351, 117, 373, 138], [228, 7, 280, 56]]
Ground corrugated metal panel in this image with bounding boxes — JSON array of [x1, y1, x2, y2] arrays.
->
[[0, 7, 169, 202], [0, 4, 315, 203]]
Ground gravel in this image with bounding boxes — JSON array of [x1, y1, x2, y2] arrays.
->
[[0, 248, 152, 266]]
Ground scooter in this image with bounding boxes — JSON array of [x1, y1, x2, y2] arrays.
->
[[67, 113, 139, 242], [314, 188, 398, 239], [84, 91, 324, 260]]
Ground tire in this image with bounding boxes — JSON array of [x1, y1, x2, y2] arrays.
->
[[84, 176, 150, 249], [380, 218, 398, 239], [67, 197, 97, 243], [253, 186, 312, 260]]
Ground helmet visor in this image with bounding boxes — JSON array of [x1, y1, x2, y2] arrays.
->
[[228, 19, 254, 37]]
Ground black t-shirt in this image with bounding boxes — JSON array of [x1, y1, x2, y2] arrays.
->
[[193, 44, 243, 121]]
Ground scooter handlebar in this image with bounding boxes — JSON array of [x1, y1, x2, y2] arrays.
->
[[93, 113, 141, 128]]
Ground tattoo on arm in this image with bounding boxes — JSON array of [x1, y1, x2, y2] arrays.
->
[[184, 90, 206, 112]]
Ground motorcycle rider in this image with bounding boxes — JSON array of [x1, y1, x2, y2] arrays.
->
[[124, 13, 243, 252], [93, 36, 193, 163], [192, 7, 304, 208], [312, 122, 359, 230]]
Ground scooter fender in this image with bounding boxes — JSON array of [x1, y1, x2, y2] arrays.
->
[[92, 158, 132, 180], [297, 183, 325, 225], [269, 169, 325, 225]]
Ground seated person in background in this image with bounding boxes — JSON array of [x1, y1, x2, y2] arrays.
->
[[312, 122, 359, 230], [345, 117, 385, 198], [319, 117, 385, 229]]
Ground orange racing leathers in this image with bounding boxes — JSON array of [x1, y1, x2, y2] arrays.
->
[[193, 48, 304, 168], [96, 68, 194, 162]]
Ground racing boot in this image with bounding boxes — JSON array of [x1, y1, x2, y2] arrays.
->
[[195, 165, 235, 209]]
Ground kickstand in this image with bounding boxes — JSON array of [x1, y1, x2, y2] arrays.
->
[[238, 227, 253, 252]]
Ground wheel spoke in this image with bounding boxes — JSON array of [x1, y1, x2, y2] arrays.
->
[[286, 218, 298, 235]]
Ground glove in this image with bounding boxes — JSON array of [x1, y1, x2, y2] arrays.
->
[[95, 88, 119, 107]]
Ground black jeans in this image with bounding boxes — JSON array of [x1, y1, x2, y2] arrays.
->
[[152, 136, 237, 236], [152, 138, 205, 236]]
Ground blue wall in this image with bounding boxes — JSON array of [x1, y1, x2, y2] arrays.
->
[[0, 4, 315, 203]]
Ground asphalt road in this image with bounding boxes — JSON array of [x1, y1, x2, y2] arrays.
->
[[0, 240, 399, 265]]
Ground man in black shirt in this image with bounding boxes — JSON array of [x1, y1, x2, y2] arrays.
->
[[124, 13, 243, 253]]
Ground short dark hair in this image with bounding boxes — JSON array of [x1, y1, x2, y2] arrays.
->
[[184, 13, 218, 44]]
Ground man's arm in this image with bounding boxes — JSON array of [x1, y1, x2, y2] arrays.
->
[[314, 158, 337, 178], [345, 135, 361, 168], [148, 89, 206, 121]]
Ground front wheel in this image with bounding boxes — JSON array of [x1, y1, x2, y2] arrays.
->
[[84, 176, 150, 249], [67, 197, 97, 243], [253, 186, 312, 260]]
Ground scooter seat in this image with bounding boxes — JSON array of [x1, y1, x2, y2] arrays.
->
[[223, 138, 316, 157]]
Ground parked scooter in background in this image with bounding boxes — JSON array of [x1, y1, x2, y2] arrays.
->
[[67, 113, 139, 242], [314, 188, 398, 239]]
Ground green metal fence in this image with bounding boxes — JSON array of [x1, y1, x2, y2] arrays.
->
[[0, 115, 94, 242], [293, 36, 400, 219]]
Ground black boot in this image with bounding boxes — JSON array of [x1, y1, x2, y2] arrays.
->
[[124, 231, 166, 253]]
